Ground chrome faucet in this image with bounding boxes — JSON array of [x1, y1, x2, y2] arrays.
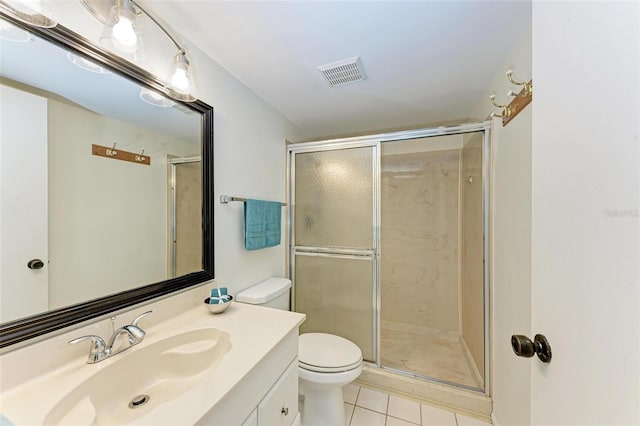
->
[[69, 311, 152, 364]]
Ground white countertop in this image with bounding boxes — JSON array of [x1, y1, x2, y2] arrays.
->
[[0, 302, 305, 425]]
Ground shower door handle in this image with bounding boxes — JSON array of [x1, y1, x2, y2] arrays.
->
[[511, 334, 552, 363]]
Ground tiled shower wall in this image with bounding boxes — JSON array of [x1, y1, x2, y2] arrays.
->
[[381, 143, 461, 335]]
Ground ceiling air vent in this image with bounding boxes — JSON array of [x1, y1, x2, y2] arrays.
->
[[318, 57, 367, 87]]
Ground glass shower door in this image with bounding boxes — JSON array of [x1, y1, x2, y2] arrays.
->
[[290, 144, 378, 362]]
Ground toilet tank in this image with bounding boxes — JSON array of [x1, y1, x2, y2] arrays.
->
[[235, 278, 291, 310]]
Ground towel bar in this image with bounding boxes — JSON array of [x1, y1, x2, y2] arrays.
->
[[220, 195, 287, 206]]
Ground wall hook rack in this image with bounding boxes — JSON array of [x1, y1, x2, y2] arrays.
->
[[107, 142, 118, 157], [92, 144, 151, 165], [506, 70, 533, 96], [489, 70, 532, 126], [489, 94, 511, 119], [135, 148, 147, 163]]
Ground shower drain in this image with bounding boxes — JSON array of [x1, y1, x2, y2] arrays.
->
[[128, 394, 150, 409]]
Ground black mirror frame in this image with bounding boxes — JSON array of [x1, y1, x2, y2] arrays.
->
[[0, 14, 214, 348]]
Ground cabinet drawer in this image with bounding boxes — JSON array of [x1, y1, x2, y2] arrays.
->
[[258, 358, 298, 426]]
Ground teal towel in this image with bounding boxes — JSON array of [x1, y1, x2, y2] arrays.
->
[[244, 199, 281, 250]]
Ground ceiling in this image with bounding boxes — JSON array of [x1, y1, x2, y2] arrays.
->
[[148, 0, 531, 139]]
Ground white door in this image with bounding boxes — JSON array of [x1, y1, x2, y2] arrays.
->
[[0, 84, 49, 322], [530, 2, 639, 424]]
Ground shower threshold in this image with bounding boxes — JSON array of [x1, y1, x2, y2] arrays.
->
[[356, 364, 492, 420]]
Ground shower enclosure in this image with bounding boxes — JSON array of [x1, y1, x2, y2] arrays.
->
[[168, 157, 202, 278], [289, 123, 489, 394]]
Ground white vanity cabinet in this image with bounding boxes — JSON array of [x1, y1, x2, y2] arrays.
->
[[256, 358, 298, 425], [197, 329, 300, 426], [0, 299, 306, 426], [240, 359, 298, 426]]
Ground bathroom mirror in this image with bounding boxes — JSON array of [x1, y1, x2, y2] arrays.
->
[[0, 15, 214, 348]]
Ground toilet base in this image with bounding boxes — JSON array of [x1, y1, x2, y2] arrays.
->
[[298, 365, 362, 426], [300, 381, 345, 426]]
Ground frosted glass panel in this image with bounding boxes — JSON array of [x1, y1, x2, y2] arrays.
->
[[295, 254, 374, 362], [295, 147, 373, 248]]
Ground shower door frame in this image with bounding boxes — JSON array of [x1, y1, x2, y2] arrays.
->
[[287, 121, 492, 396], [288, 139, 382, 364], [168, 156, 201, 278]]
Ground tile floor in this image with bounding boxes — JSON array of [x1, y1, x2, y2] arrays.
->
[[342, 383, 491, 426]]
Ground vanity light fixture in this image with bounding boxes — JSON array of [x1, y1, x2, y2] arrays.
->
[[99, 0, 141, 57], [165, 49, 196, 102], [82, 0, 197, 102], [0, 0, 56, 28]]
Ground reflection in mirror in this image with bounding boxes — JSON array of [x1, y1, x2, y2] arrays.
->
[[0, 17, 207, 328]]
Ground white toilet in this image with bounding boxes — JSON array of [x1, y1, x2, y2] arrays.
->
[[236, 278, 363, 426]]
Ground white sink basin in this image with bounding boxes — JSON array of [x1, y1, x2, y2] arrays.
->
[[43, 327, 231, 425]]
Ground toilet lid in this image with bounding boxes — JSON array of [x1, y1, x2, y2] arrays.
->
[[299, 333, 363, 373]]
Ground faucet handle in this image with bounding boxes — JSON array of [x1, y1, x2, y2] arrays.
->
[[132, 310, 152, 327], [123, 324, 146, 343], [69, 335, 109, 363], [69, 335, 106, 351]]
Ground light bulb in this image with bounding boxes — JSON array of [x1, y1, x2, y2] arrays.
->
[[170, 67, 190, 94], [112, 15, 137, 53], [165, 51, 196, 101]]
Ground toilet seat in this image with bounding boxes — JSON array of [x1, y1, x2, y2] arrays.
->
[[298, 333, 363, 373], [299, 359, 362, 373]]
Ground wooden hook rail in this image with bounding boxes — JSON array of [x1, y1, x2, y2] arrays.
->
[[502, 79, 532, 126], [489, 70, 532, 126], [92, 144, 150, 166]]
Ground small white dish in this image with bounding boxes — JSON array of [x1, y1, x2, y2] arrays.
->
[[204, 295, 233, 314]]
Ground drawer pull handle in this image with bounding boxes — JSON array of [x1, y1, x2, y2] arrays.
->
[[281, 407, 289, 416]]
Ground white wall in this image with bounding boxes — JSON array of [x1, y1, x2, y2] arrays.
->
[[47, 99, 198, 308], [45, 4, 307, 296], [470, 20, 532, 425], [530, 2, 639, 424]]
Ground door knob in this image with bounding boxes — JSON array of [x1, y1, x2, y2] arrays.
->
[[511, 334, 552, 363], [27, 259, 45, 270]]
